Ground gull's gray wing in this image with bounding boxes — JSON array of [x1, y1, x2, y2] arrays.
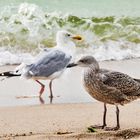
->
[[24, 50, 71, 78]]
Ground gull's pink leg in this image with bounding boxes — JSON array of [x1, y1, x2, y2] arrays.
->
[[35, 80, 45, 97]]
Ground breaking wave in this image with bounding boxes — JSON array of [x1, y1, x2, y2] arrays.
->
[[0, 3, 140, 65]]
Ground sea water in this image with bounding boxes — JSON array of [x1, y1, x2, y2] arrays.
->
[[0, 0, 139, 65], [0, 0, 140, 106]]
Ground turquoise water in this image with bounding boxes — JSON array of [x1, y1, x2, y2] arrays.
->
[[0, 1, 139, 65], [0, 0, 140, 17]]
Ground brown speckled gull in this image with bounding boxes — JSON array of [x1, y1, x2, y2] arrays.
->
[[68, 56, 140, 131]]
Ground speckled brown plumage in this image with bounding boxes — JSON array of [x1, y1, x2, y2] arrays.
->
[[84, 69, 140, 105], [71, 56, 140, 131]]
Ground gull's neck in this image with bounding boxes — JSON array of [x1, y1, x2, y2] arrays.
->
[[56, 41, 76, 55], [56, 39, 75, 48], [88, 63, 100, 74]]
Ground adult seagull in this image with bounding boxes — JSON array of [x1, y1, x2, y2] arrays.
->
[[0, 30, 82, 98]]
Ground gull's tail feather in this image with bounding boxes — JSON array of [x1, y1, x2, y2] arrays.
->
[[0, 71, 21, 81], [0, 63, 26, 81], [134, 78, 140, 83]]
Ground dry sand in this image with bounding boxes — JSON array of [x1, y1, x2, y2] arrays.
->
[[1, 102, 140, 140], [0, 59, 140, 139]]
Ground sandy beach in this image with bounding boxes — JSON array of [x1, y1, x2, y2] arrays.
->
[[0, 59, 140, 139], [0, 0, 139, 139]]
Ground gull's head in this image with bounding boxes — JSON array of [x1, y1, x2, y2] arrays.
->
[[77, 56, 98, 67], [56, 30, 82, 48], [68, 56, 99, 70]]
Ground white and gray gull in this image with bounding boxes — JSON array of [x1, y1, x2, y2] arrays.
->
[[0, 30, 82, 98], [68, 56, 140, 131]]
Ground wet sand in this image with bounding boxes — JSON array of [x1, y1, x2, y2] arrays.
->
[[0, 59, 140, 139]]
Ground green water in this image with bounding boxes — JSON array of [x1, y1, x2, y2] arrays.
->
[[0, 0, 139, 63]]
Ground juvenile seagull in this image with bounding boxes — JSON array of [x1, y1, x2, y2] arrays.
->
[[68, 56, 140, 131], [0, 30, 82, 98]]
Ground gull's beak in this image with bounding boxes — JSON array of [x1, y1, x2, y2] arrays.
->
[[67, 63, 78, 68], [72, 35, 83, 41]]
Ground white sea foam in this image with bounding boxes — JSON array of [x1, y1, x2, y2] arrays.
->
[[0, 49, 34, 66], [0, 3, 140, 65], [76, 40, 140, 61]]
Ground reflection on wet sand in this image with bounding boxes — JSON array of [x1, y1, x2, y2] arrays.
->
[[1, 58, 140, 106], [16, 95, 54, 104]]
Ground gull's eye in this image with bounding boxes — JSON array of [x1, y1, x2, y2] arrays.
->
[[79, 59, 88, 63], [67, 33, 71, 37], [80, 59, 85, 63]]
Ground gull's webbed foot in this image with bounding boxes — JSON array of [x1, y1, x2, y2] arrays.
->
[[104, 126, 120, 131], [88, 124, 106, 130]]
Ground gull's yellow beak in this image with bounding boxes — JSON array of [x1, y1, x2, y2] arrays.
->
[[72, 35, 83, 41]]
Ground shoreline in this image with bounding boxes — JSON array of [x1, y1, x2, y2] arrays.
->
[[0, 58, 140, 106], [0, 59, 140, 139]]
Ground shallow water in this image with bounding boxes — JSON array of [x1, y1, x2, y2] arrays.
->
[[0, 66, 93, 106], [1, 59, 140, 106]]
